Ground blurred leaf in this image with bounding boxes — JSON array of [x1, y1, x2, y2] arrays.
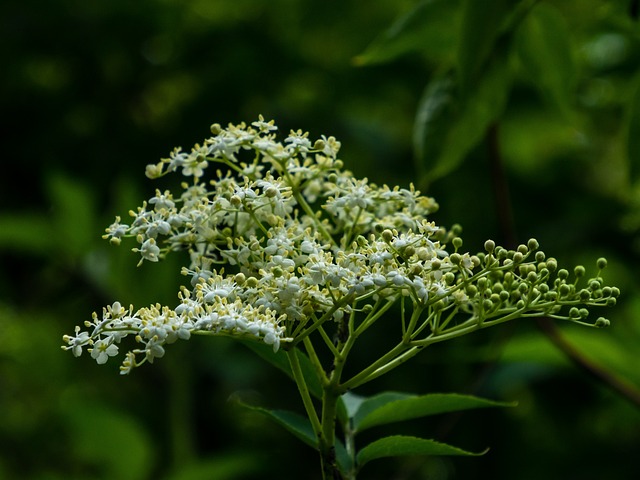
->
[[515, 3, 576, 115], [356, 393, 515, 432], [0, 213, 53, 254], [415, 53, 512, 185], [240, 341, 323, 398], [61, 401, 154, 480], [353, 0, 461, 66], [357, 435, 486, 469], [627, 73, 640, 183], [457, 0, 514, 94], [46, 173, 96, 256], [165, 453, 262, 480]]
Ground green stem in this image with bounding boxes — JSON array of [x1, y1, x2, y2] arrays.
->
[[287, 349, 323, 439]]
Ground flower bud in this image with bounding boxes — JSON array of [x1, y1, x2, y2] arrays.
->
[[527, 238, 539, 251], [595, 317, 610, 327], [597, 257, 608, 270], [484, 240, 495, 253], [574, 265, 586, 278]]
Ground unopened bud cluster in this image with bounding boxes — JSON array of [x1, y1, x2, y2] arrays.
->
[[62, 117, 618, 374]]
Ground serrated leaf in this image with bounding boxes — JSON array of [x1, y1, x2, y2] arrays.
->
[[457, 0, 514, 93], [351, 391, 415, 431], [356, 393, 515, 432], [240, 341, 323, 399], [357, 435, 487, 469], [354, 0, 461, 66], [515, 3, 575, 115]]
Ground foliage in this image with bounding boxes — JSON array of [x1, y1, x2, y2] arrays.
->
[[2, 0, 640, 479]]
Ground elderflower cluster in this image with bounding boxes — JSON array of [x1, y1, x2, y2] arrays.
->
[[62, 117, 618, 374]]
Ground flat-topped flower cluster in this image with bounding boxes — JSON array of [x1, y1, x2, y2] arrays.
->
[[62, 118, 618, 375]]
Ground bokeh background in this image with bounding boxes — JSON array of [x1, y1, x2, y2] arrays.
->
[[1, 0, 640, 479]]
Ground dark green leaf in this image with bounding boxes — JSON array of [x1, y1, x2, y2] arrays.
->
[[165, 453, 262, 480], [237, 401, 318, 448], [236, 400, 353, 474], [357, 435, 487, 469], [240, 341, 323, 399], [354, 0, 461, 66], [356, 393, 515, 432], [415, 54, 512, 185], [0, 214, 53, 254], [457, 0, 515, 93], [47, 173, 97, 256], [352, 391, 415, 430], [627, 73, 640, 183], [515, 3, 575, 115]]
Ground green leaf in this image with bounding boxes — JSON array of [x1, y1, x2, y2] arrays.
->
[[237, 401, 318, 448], [0, 213, 53, 254], [627, 73, 640, 183], [165, 453, 262, 480], [350, 391, 414, 430], [357, 435, 486, 469], [415, 53, 512, 185], [457, 0, 514, 93], [356, 393, 515, 432], [240, 341, 323, 398], [353, 0, 461, 66], [515, 3, 575, 115], [61, 401, 154, 480], [47, 172, 97, 256], [237, 400, 353, 474]]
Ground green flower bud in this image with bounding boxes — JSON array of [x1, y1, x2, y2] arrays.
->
[[579, 308, 589, 319], [526, 271, 538, 283], [602, 286, 612, 297], [546, 258, 558, 272], [513, 252, 524, 263], [313, 139, 326, 150], [484, 240, 496, 253], [559, 284, 570, 296], [431, 259, 442, 270], [452, 237, 463, 250], [574, 265, 586, 278], [527, 238, 539, 251], [516, 299, 526, 309], [210, 123, 222, 134], [517, 244, 528, 255], [579, 289, 590, 301], [483, 299, 494, 310], [450, 253, 461, 265], [606, 297, 617, 307], [234, 272, 246, 285], [569, 307, 580, 318], [535, 251, 546, 262], [382, 229, 393, 242], [597, 257, 608, 270], [466, 284, 478, 297], [443, 272, 455, 284], [558, 269, 569, 280], [499, 290, 510, 301], [404, 245, 416, 257], [595, 317, 610, 328], [246, 277, 259, 288]]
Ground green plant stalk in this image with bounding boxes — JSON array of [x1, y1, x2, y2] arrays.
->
[[287, 349, 323, 442]]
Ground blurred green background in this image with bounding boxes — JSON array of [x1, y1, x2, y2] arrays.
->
[[1, 0, 640, 478]]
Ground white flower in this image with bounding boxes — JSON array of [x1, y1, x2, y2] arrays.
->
[[90, 339, 119, 365]]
